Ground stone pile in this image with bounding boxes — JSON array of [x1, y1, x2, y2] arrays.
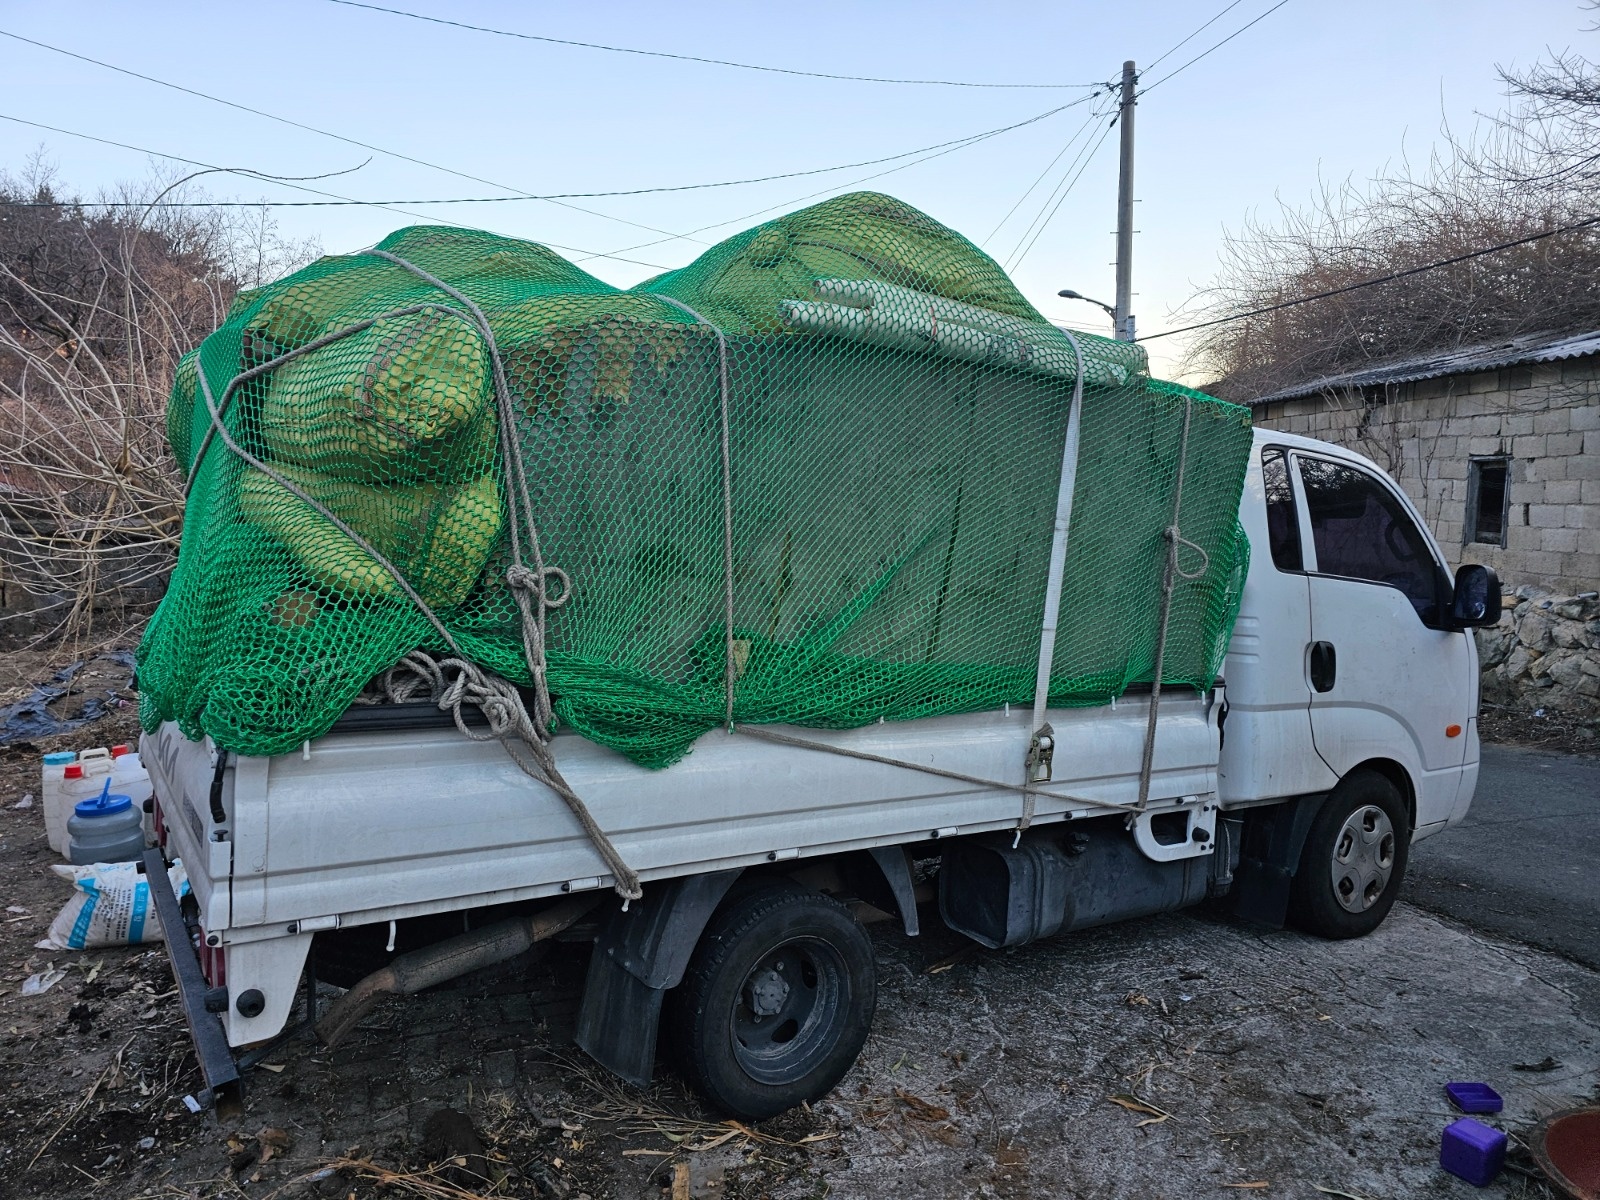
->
[[1476, 585, 1600, 712]]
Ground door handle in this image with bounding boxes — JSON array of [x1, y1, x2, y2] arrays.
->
[[1309, 641, 1337, 693]]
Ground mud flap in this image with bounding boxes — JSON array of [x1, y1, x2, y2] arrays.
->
[[1229, 795, 1327, 928], [575, 869, 740, 1086]]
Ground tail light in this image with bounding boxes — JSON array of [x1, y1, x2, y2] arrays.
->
[[198, 927, 227, 988]]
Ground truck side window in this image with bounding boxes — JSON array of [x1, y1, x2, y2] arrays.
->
[[1260, 447, 1302, 571], [1297, 456, 1440, 620]]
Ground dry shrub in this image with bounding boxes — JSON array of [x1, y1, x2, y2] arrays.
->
[[0, 156, 316, 647], [1187, 41, 1600, 400]]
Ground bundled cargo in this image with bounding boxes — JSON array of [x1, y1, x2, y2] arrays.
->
[[139, 193, 1252, 767]]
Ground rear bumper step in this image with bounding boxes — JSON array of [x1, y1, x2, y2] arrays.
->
[[142, 848, 242, 1117]]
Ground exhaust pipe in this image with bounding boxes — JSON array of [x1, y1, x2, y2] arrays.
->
[[316, 894, 602, 1048]]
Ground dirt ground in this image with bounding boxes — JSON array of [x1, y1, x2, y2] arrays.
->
[[1, 654, 1596, 1200], [1477, 703, 1600, 757]]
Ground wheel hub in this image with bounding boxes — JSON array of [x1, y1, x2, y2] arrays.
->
[[729, 938, 847, 1086], [1330, 803, 1396, 914], [746, 968, 789, 1018]]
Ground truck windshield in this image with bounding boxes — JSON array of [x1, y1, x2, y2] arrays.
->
[[1297, 455, 1440, 621]]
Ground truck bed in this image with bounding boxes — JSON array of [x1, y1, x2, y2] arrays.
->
[[146, 691, 1220, 947]]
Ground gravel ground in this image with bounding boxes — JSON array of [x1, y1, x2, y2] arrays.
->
[[0, 657, 1594, 1199]]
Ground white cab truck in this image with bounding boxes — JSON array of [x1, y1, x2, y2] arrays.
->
[[141, 428, 1502, 1119]]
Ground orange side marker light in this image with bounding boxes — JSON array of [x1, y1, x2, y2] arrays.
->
[[1446, 724, 1462, 738]]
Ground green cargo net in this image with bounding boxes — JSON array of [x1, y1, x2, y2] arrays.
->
[[141, 192, 1252, 777]]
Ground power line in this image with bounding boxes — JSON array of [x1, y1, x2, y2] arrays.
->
[[1007, 119, 1119, 272], [326, 0, 1108, 90], [982, 99, 1109, 246], [574, 96, 1103, 264], [1138, 213, 1600, 341], [1001, 113, 1111, 270], [0, 113, 676, 270], [0, 87, 1090, 272], [1140, 0, 1294, 93], [1144, 0, 1248, 72], [1000, 104, 1114, 268], [0, 96, 1097, 210], [0, 26, 695, 246]]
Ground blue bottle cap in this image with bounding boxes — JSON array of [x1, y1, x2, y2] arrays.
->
[[43, 751, 76, 765], [75, 779, 133, 818]]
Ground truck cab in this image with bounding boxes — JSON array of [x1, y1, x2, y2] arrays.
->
[[1221, 429, 1485, 833]]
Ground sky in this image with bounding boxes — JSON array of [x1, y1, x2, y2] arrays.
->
[[0, 0, 1592, 380]]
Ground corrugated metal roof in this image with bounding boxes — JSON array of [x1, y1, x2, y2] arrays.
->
[[1245, 328, 1600, 406]]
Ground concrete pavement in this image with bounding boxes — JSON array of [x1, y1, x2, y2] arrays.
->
[[1405, 743, 1600, 968]]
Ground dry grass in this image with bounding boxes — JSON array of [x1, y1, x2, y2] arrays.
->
[[557, 1052, 838, 1155]]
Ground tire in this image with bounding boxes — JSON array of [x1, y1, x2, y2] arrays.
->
[[665, 883, 876, 1121], [1289, 769, 1410, 940]]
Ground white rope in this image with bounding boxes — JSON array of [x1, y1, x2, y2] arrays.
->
[[367, 250, 567, 729], [381, 652, 641, 897], [735, 723, 1149, 816]]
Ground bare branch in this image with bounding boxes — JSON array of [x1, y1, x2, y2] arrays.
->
[[1186, 51, 1600, 398], [0, 163, 318, 644]]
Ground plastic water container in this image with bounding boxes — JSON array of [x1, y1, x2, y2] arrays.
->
[[60, 765, 114, 851], [43, 749, 113, 856], [67, 780, 145, 865], [40, 751, 77, 854], [78, 747, 113, 776], [110, 744, 154, 845]]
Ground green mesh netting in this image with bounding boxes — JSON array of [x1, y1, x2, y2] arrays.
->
[[139, 192, 1253, 768]]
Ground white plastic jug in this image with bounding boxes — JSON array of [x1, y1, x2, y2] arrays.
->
[[40, 751, 77, 855], [111, 745, 154, 845]]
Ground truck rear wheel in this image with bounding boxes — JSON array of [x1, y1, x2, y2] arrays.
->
[[665, 883, 875, 1120], [1289, 770, 1409, 940]]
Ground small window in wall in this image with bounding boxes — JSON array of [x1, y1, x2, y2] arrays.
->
[[1466, 458, 1509, 547]]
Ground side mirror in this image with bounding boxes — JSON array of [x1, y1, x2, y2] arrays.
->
[[1450, 564, 1502, 628]]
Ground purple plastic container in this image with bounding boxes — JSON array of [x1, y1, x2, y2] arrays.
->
[[1441, 1117, 1507, 1186], [1446, 1082, 1504, 1114]]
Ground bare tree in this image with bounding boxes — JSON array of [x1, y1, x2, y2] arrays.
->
[[0, 157, 318, 646], [1186, 45, 1600, 400]]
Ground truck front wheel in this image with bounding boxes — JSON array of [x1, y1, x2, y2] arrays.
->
[[666, 883, 876, 1120], [1289, 770, 1410, 940]]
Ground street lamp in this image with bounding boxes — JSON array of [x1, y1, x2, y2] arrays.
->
[[1057, 289, 1118, 332]]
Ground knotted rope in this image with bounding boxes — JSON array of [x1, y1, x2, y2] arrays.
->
[[190, 250, 643, 900]]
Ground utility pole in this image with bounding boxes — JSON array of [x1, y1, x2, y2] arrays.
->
[[1113, 60, 1137, 342]]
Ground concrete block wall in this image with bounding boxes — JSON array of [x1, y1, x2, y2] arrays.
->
[[1251, 355, 1600, 594]]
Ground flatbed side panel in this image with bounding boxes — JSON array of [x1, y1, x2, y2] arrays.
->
[[216, 697, 1218, 931]]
